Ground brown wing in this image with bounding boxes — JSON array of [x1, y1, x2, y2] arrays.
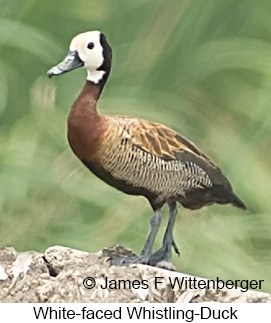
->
[[91, 116, 245, 210], [128, 118, 215, 167]]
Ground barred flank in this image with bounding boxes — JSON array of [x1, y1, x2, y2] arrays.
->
[[99, 138, 213, 199]]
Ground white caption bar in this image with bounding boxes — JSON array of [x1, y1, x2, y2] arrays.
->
[[0, 303, 270, 322]]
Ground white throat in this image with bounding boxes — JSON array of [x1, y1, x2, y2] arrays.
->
[[87, 70, 105, 84]]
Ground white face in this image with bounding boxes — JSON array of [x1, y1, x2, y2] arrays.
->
[[70, 31, 105, 83]]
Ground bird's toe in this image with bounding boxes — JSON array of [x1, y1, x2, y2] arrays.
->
[[110, 254, 150, 266]]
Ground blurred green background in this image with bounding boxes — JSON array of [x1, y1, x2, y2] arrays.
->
[[0, 0, 270, 292]]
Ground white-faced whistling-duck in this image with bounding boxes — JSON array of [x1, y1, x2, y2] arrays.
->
[[47, 31, 247, 266]]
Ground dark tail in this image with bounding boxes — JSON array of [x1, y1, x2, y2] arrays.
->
[[178, 186, 247, 211], [229, 192, 247, 211]]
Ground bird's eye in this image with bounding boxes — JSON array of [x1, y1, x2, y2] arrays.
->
[[87, 42, 94, 50]]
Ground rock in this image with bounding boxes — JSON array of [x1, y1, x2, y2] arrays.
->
[[0, 245, 270, 303]]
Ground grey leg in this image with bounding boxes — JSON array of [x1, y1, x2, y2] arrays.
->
[[139, 210, 162, 260], [149, 202, 179, 265], [111, 209, 162, 266]]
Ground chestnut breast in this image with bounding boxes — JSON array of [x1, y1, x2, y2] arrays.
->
[[67, 97, 108, 162]]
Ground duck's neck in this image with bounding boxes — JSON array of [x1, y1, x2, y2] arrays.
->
[[67, 80, 106, 161], [70, 80, 104, 116]]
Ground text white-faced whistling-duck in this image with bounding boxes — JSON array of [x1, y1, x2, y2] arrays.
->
[[47, 31, 247, 266]]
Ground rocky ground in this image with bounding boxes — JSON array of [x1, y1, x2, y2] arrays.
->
[[0, 245, 270, 303]]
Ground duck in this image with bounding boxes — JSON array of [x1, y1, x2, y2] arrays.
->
[[47, 30, 247, 266]]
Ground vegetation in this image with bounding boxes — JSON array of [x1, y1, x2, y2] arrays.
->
[[0, 0, 270, 292]]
